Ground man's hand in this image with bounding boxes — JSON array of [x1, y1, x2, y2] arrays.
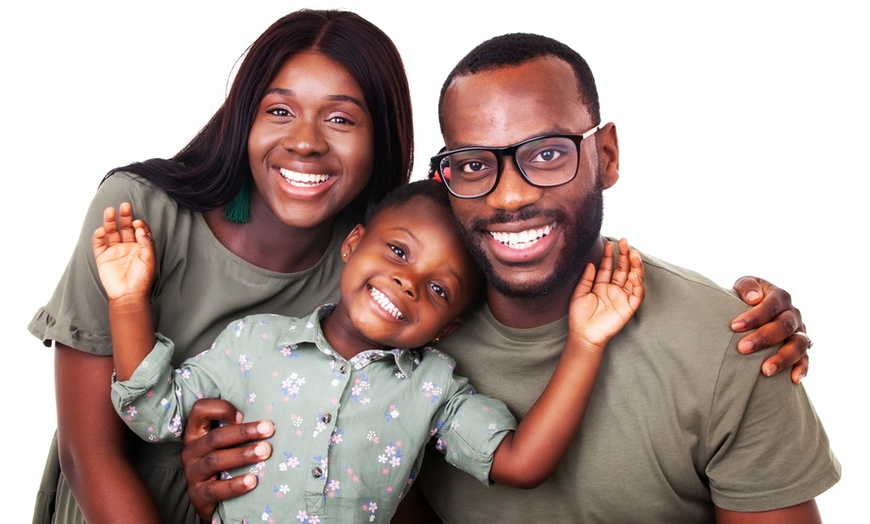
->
[[731, 276, 810, 383], [181, 399, 274, 522]]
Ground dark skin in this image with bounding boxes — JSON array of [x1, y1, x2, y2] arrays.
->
[[180, 278, 810, 522]]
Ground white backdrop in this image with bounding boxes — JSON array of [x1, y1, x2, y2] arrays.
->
[[2, 1, 866, 521]]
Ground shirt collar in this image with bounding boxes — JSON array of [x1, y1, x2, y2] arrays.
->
[[279, 304, 421, 378]]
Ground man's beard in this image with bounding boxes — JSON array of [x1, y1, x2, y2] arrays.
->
[[457, 184, 604, 299]]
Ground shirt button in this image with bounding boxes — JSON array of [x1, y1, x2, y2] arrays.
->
[[322, 413, 332, 424], [339, 363, 349, 374], [311, 467, 323, 478]]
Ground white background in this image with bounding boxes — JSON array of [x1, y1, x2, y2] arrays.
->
[[2, 1, 866, 521]]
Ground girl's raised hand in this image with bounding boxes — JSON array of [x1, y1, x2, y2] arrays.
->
[[568, 238, 645, 352], [91, 202, 155, 302]]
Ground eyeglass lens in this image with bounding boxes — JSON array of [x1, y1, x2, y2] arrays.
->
[[439, 136, 579, 197]]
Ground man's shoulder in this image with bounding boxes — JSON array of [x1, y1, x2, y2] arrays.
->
[[635, 247, 748, 316]]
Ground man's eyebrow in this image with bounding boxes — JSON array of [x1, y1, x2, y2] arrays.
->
[[263, 87, 367, 110]]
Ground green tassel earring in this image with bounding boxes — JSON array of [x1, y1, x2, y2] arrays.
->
[[223, 178, 251, 223]]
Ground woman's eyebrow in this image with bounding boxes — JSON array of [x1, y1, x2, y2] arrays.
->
[[263, 87, 366, 110]]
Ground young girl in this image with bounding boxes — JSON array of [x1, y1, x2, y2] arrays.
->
[[96, 180, 643, 523]]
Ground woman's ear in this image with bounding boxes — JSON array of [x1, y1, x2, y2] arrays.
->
[[431, 316, 465, 344], [340, 224, 366, 262]]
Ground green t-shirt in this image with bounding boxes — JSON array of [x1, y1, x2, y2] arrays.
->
[[29, 172, 350, 523], [419, 246, 840, 522]]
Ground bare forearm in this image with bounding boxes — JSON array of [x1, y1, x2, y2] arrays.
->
[[490, 336, 603, 487], [715, 500, 821, 524], [55, 343, 163, 522], [108, 296, 156, 380]]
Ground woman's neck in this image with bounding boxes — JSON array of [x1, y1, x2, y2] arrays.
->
[[203, 207, 336, 274]]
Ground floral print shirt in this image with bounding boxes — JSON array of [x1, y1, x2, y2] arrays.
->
[[111, 305, 516, 523]]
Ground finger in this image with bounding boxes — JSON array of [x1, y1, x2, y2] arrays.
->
[[627, 271, 645, 309], [790, 355, 809, 384], [572, 263, 597, 299], [182, 398, 245, 445], [731, 285, 793, 332], [183, 432, 273, 482], [594, 241, 615, 285], [134, 221, 156, 267], [117, 202, 137, 243], [611, 239, 633, 287], [736, 309, 801, 354], [630, 249, 644, 284], [92, 226, 108, 257], [732, 276, 764, 306], [188, 473, 258, 522], [101, 206, 121, 246], [758, 333, 809, 378]]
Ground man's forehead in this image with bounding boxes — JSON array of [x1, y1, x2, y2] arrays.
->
[[441, 58, 591, 148]]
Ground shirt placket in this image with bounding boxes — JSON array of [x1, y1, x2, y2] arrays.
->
[[305, 355, 352, 515]]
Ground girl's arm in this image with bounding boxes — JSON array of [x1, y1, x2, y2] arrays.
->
[[91, 202, 157, 380], [490, 239, 644, 488]]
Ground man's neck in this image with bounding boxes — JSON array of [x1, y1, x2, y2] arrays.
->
[[485, 236, 606, 329]]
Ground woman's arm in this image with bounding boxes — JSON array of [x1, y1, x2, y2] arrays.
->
[[732, 277, 810, 383], [55, 343, 163, 523]]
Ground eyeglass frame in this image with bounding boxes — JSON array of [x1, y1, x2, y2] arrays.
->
[[430, 122, 604, 199]]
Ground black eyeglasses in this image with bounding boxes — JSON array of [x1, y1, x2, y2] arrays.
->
[[430, 123, 603, 199]]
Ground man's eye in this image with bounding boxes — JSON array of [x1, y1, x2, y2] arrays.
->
[[388, 243, 406, 260]]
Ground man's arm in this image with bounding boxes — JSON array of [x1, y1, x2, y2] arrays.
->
[[181, 399, 274, 522], [716, 499, 821, 524], [732, 276, 810, 383]]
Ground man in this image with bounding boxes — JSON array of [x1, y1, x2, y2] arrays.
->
[[179, 34, 832, 523], [414, 33, 839, 522]]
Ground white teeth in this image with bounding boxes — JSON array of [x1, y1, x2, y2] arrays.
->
[[279, 168, 330, 187], [369, 286, 405, 320], [489, 222, 555, 250]]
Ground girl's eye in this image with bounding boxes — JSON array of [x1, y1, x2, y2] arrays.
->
[[430, 283, 448, 301], [388, 243, 406, 260]]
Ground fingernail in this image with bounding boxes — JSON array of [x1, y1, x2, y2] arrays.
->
[[257, 421, 273, 435], [243, 474, 257, 488], [235, 412, 245, 424], [745, 291, 760, 302], [763, 363, 778, 376], [731, 320, 746, 331], [254, 442, 270, 458]]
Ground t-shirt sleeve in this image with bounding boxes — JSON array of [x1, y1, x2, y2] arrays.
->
[[705, 335, 841, 511], [431, 364, 518, 487], [28, 173, 172, 355]]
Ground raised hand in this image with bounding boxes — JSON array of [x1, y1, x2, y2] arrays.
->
[[568, 238, 645, 352], [91, 202, 155, 302]]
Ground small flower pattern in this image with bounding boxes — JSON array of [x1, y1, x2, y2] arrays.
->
[[111, 306, 516, 522]]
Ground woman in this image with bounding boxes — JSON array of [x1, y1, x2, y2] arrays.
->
[[29, 10, 412, 523], [29, 8, 808, 524]]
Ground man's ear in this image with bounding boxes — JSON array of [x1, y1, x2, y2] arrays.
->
[[431, 316, 465, 344], [340, 224, 366, 262], [598, 122, 620, 189]]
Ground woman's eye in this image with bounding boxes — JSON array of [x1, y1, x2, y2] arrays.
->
[[430, 283, 448, 301], [267, 107, 292, 117], [328, 115, 354, 125], [388, 243, 406, 260]]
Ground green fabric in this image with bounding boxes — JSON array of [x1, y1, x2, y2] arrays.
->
[[112, 306, 516, 523], [419, 244, 840, 522], [29, 172, 349, 523]]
